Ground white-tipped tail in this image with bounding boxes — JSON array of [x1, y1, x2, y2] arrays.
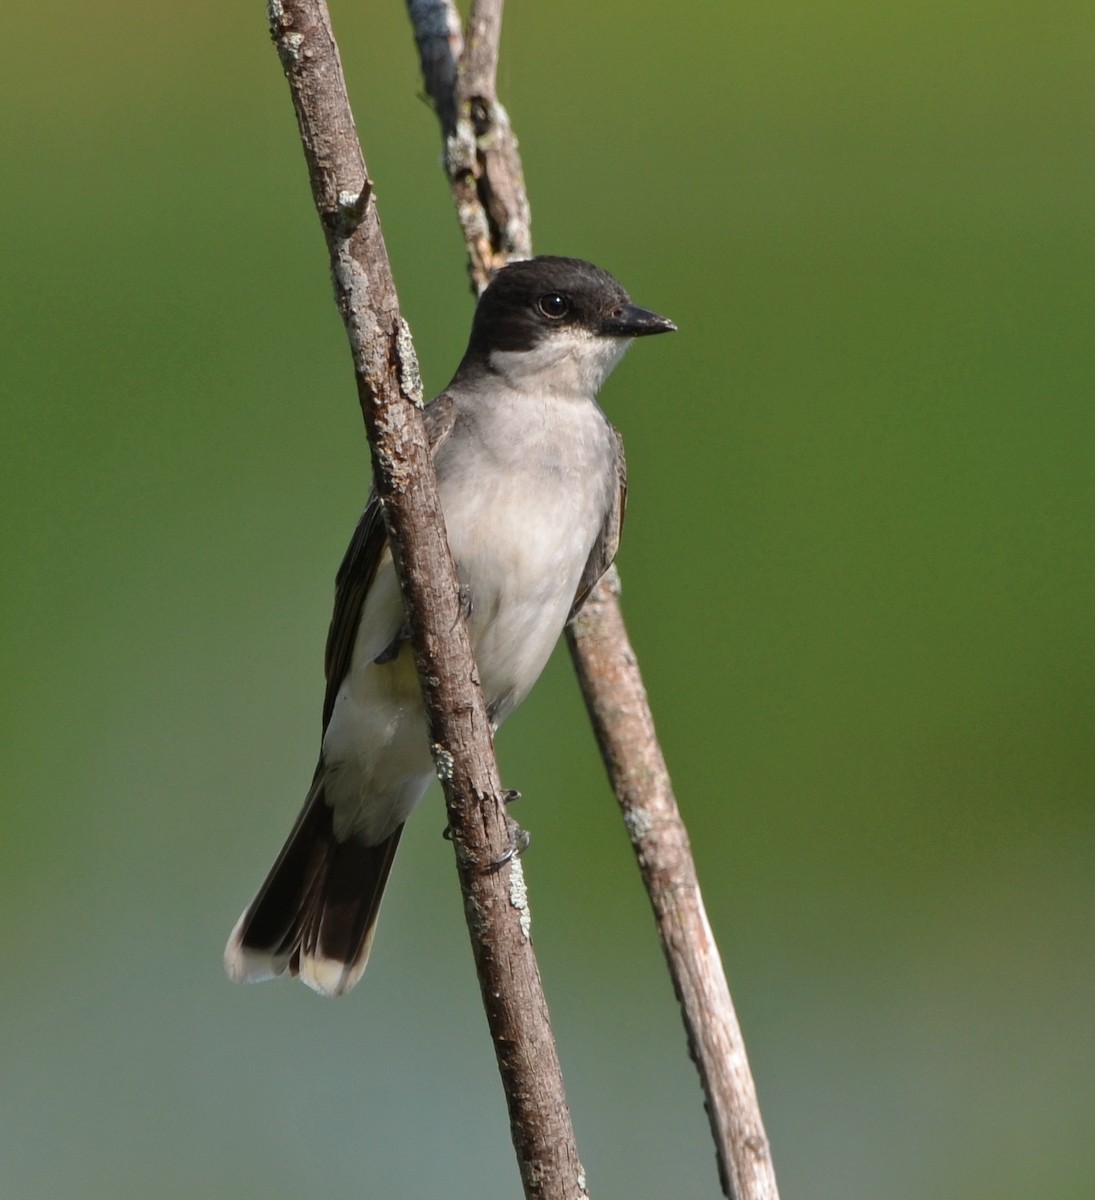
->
[[223, 769, 404, 998], [224, 912, 291, 985]]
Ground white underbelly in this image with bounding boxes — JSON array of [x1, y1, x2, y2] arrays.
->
[[450, 486, 595, 719], [322, 391, 614, 843], [321, 558, 435, 843]]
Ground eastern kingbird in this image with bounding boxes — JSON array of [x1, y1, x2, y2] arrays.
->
[[225, 256, 675, 997]]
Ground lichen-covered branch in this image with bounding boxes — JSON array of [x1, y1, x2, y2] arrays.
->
[[267, 3, 585, 1197], [403, 4, 780, 1198], [408, 0, 530, 291]]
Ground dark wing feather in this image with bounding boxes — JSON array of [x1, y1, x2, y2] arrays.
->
[[569, 423, 627, 619], [321, 498, 386, 730], [321, 395, 459, 731]]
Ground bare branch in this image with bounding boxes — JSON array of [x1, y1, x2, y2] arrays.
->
[[407, 0, 530, 291], [267, 2, 585, 1196], [407, 0, 463, 129], [457, 0, 503, 98], [403, 4, 781, 1197], [567, 571, 778, 1200]]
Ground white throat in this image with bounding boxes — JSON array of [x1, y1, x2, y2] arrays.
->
[[488, 328, 633, 399]]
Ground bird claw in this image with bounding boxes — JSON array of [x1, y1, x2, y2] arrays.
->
[[491, 822, 531, 869], [442, 821, 529, 866], [441, 787, 522, 840]]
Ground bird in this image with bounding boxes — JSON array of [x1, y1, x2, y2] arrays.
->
[[224, 255, 675, 997]]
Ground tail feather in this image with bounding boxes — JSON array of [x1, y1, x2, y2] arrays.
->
[[224, 770, 403, 997], [295, 831, 403, 997]]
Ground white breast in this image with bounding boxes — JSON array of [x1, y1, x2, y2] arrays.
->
[[321, 383, 618, 843], [438, 389, 615, 721]]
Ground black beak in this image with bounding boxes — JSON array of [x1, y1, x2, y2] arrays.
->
[[600, 303, 677, 338]]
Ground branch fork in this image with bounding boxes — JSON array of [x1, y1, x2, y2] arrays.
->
[[268, 0, 779, 1196]]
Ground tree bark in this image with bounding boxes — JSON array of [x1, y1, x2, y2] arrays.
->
[[568, 571, 778, 1200], [405, 3, 781, 1197], [267, 2, 586, 1196], [408, 0, 530, 291]]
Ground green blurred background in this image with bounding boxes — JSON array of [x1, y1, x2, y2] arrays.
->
[[2, 1, 1093, 1196]]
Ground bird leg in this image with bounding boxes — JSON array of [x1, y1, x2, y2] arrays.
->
[[441, 789, 525, 856]]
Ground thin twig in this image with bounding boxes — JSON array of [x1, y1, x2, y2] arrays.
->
[[267, 3, 586, 1197], [409, 0, 530, 291], [404, 4, 780, 1197], [407, 0, 463, 129]]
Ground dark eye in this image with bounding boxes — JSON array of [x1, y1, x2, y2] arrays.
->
[[537, 293, 569, 319]]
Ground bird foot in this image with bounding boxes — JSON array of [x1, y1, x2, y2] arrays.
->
[[490, 820, 531, 869], [441, 787, 522, 840]]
